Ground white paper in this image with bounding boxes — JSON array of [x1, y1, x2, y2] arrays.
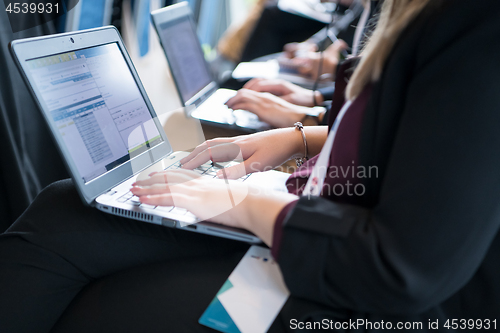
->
[[277, 0, 332, 24], [217, 246, 290, 333], [232, 60, 280, 80]]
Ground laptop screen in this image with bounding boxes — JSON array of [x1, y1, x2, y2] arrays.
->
[[26, 42, 162, 183], [157, 16, 212, 103]]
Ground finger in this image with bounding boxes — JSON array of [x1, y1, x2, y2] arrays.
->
[[181, 148, 212, 170], [283, 42, 301, 57], [298, 66, 312, 76], [180, 142, 209, 166], [325, 40, 349, 60], [216, 163, 247, 180], [243, 78, 265, 90], [228, 101, 256, 113], [225, 89, 257, 109], [131, 183, 171, 196], [180, 138, 234, 165], [244, 78, 279, 91], [248, 80, 288, 96], [227, 90, 268, 116], [134, 169, 198, 186], [132, 178, 198, 197], [225, 95, 246, 109], [181, 142, 243, 170], [225, 88, 248, 107], [295, 60, 313, 76], [139, 192, 191, 208], [216, 156, 262, 180], [279, 95, 296, 104], [332, 39, 348, 52], [283, 42, 298, 53]]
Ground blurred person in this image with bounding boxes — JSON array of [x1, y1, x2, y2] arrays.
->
[[278, 39, 349, 81], [218, 0, 364, 89], [225, 87, 326, 128], [213, 0, 331, 82], [225, 0, 382, 128], [238, 0, 333, 63], [281, 0, 380, 58], [278, 0, 360, 79]]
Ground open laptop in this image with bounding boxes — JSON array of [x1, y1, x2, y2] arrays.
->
[[10, 26, 289, 243], [151, 2, 272, 133]]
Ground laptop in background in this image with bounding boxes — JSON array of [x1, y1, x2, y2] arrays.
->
[[151, 2, 272, 133], [10, 26, 289, 243]]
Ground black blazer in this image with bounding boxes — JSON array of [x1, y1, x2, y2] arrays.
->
[[276, 0, 500, 329]]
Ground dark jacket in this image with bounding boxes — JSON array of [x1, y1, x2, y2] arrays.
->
[[0, 10, 68, 231], [276, 0, 500, 330]]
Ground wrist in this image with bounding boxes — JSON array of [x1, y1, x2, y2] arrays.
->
[[317, 110, 326, 123], [286, 126, 307, 159], [297, 105, 326, 126], [313, 90, 324, 106], [244, 187, 298, 246]]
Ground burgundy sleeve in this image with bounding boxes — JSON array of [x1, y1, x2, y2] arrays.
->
[[271, 200, 298, 259]]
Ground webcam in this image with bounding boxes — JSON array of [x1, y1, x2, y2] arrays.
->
[[70, 38, 74, 43]]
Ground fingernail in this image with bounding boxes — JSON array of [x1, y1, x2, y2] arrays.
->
[[217, 170, 229, 179], [131, 182, 136, 186]]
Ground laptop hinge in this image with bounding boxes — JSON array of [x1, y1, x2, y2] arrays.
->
[[185, 81, 218, 106]]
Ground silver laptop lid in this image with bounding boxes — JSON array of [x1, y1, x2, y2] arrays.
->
[[151, 2, 217, 109], [10, 26, 173, 205]]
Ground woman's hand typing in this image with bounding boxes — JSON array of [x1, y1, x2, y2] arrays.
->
[[131, 169, 298, 246]]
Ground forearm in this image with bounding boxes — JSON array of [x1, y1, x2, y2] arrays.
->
[[242, 187, 298, 247], [236, 127, 328, 245], [303, 126, 328, 157], [266, 125, 328, 161]]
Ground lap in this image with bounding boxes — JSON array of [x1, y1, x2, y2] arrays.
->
[[52, 252, 246, 333], [0, 179, 249, 332], [5, 179, 249, 277]]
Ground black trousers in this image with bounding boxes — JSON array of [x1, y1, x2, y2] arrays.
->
[[0, 179, 296, 332]]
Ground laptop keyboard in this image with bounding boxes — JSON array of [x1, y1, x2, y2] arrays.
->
[[115, 161, 250, 219]]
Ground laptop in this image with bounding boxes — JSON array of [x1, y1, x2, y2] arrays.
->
[[10, 26, 289, 243], [151, 2, 272, 133]]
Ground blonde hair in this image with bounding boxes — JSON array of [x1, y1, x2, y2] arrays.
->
[[346, 0, 434, 100]]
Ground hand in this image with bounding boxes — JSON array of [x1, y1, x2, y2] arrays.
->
[[283, 41, 318, 58], [225, 89, 317, 128], [131, 169, 298, 246], [180, 128, 305, 179], [244, 78, 324, 107], [278, 39, 348, 80]]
